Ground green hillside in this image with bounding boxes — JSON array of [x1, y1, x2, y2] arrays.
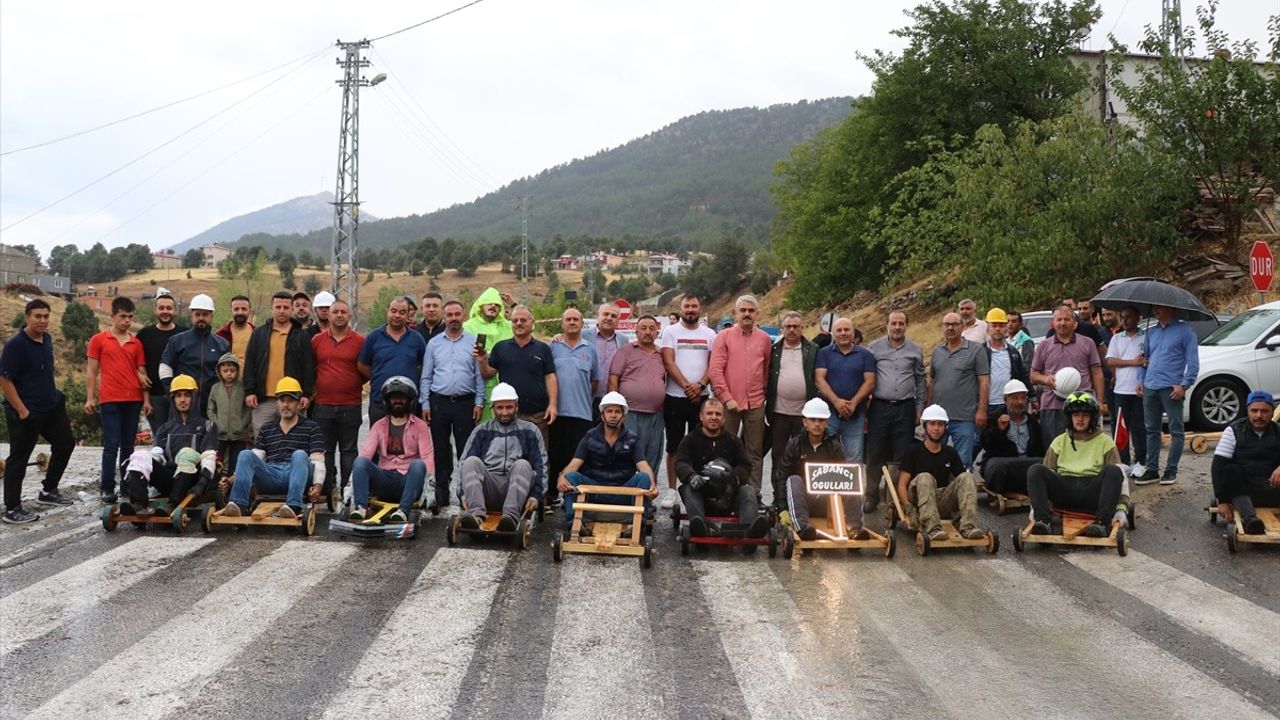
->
[[234, 98, 855, 254]]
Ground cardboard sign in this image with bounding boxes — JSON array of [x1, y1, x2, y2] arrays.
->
[[804, 462, 865, 496]]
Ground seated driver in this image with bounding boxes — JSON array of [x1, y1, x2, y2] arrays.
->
[[455, 382, 547, 530], [898, 404, 985, 541], [349, 376, 433, 523], [674, 397, 763, 538], [1211, 390, 1280, 535], [979, 379, 1045, 496], [121, 374, 219, 515], [223, 377, 326, 519], [1026, 392, 1125, 537], [776, 398, 866, 540], [555, 391, 657, 531]]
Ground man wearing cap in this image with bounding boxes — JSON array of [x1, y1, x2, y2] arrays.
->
[[311, 298, 364, 497], [709, 294, 773, 495], [981, 307, 1029, 419], [958, 299, 987, 344], [348, 376, 432, 523], [419, 299, 485, 513], [555, 391, 657, 531], [1211, 390, 1280, 535], [455, 382, 547, 530], [1138, 303, 1200, 485], [359, 296, 427, 427], [138, 293, 186, 431], [775, 397, 867, 540], [898, 404, 985, 541], [311, 291, 335, 336], [979, 380, 1044, 497], [223, 377, 326, 519], [243, 290, 316, 434], [293, 292, 317, 338], [1031, 304, 1104, 450], [865, 311, 926, 513], [159, 293, 229, 416], [927, 312, 989, 470], [215, 295, 255, 364]]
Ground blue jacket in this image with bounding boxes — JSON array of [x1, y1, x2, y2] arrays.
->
[[458, 417, 548, 502], [159, 327, 229, 404]]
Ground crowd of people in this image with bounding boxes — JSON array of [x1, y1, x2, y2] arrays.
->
[[2, 287, 1277, 543]]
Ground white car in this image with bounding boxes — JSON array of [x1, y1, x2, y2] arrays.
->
[[1185, 301, 1280, 430]]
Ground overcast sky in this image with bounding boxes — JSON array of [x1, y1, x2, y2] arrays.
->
[[1, 0, 1273, 256]]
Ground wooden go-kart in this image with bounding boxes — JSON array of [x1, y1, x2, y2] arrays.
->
[[1012, 504, 1135, 557], [201, 486, 318, 536], [984, 487, 1030, 515], [883, 467, 999, 556], [777, 461, 894, 559], [102, 483, 221, 534], [329, 496, 422, 540], [670, 502, 779, 557], [0, 451, 49, 474], [446, 499, 540, 550], [552, 484, 654, 568], [1208, 497, 1280, 553]]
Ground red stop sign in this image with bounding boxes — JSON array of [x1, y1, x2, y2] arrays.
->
[[613, 298, 632, 320], [1250, 240, 1275, 293]]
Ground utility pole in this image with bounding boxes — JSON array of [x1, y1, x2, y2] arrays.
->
[[330, 39, 385, 326], [518, 195, 530, 304], [1161, 0, 1186, 68]]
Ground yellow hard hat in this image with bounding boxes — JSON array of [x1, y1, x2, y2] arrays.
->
[[985, 307, 1008, 323], [274, 376, 304, 398], [169, 374, 199, 393]]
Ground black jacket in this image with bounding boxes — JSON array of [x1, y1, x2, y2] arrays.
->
[[674, 428, 752, 493], [980, 413, 1044, 463], [1211, 419, 1280, 498], [765, 337, 819, 419], [981, 342, 1030, 397], [772, 430, 845, 507], [242, 319, 317, 399]]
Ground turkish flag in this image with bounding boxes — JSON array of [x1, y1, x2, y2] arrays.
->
[[1114, 406, 1129, 451]]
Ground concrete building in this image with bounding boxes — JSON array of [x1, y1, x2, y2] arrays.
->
[[645, 253, 692, 276], [200, 244, 232, 268], [0, 245, 72, 298], [153, 251, 183, 269]]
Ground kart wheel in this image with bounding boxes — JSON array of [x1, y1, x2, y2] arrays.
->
[[517, 517, 529, 550], [767, 527, 778, 559], [214, 484, 226, 510], [642, 534, 654, 569], [170, 507, 188, 534], [1115, 526, 1127, 557], [884, 532, 896, 559], [552, 530, 564, 563], [303, 507, 316, 537], [885, 504, 898, 530], [995, 495, 1007, 514], [987, 531, 999, 555], [1127, 502, 1137, 531], [201, 506, 215, 533], [446, 516, 458, 546], [1012, 531, 1024, 553], [1226, 524, 1238, 554], [670, 502, 681, 539], [100, 505, 118, 532], [327, 486, 339, 513], [679, 523, 690, 557], [915, 531, 930, 557], [781, 532, 794, 560]]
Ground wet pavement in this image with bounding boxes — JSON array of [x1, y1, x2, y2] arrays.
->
[[1, 443, 1278, 719]]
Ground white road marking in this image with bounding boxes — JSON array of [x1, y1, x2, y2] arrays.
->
[[26, 541, 355, 720], [1065, 549, 1280, 676], [0, 519, 99, 566], [321, 548, 510, 719], [0, 536, 212, 656], [541, 559, 661, 719]]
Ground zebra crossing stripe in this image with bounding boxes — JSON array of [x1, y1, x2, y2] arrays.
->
[[26, 541, 355, 720], [0, 536, 212, 656], [1064, 549, 1280, 676], [321, 548, 511, 719], [0, 519, 99, 567], [541, 559, 661, 719]]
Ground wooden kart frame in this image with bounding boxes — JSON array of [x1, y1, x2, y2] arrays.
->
[[201, 487, 317, 537], [1208, 498, 1280, 553], [446, 500, 540, 549], [882, 467, 999, 556], [552, 484, 654, 568]]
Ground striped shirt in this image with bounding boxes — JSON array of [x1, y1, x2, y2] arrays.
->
[[255, 417, 326, 464]]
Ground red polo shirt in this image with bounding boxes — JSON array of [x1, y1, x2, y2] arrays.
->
[[312, 329, 366, 406], [88, 330, 146, 403]]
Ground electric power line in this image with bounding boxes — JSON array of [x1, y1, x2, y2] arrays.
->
[[0, 44, 332, 157], [370, 80, 496, 193], [366, 89, 494, 195], [368, 0, 490, 43]]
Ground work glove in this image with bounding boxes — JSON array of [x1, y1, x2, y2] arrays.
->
[[688, 474, 708, 491], [1113, 508, 1129, 529]]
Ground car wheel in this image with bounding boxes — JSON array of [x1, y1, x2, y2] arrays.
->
[[1191, 377, 1245, 431]]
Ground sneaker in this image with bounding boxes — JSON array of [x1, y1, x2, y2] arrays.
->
[[2, 506, 39, 524], [1134, 469, 1160, 485], [347, 506, 367, 521], [100, 492, 118, 504], [271, 505, 298, 519], [689, 515, 709, 537], [1159, 471, 1177, 485], [1082, 522, 1108, 538], [220, 501, 242, 517], [36, 490, 73, 506], [1242, 515, 1266, 535], [798, 525, 818, 541], [1030, 520, 1053, 535], [459, 513, 481, 530], [388, 509, 408, 523], [497, 514, 518, 532], [1130, 463, 1147, 478], [849, 527, 871, 541], [659, 493, 676, 510], [961, 526, 986, 540], [928, 526, 949, 542], [863, 497, 879, 514], [747, 515, 769, 538]]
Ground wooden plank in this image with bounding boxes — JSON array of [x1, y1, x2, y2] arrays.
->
[[561, 541, 644, 557], [210, 515, 301, 528], [572, 502, 644, 515], [575, 484, 646, 497]]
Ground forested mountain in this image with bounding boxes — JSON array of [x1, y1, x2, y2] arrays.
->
[[169, 192, 376, 254], [232, 98, 855, 255]]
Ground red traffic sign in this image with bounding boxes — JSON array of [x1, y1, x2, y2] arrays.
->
[[613, 298, 632, 320], [1250, 241, 1275, 293]]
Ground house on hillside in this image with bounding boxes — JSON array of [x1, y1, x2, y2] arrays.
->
[[153, 251, 182, 269], [646, 253, 692, 276], [553, 254, 580, 270], [0, 244, 73, 298], [200, 244, 232, 269]]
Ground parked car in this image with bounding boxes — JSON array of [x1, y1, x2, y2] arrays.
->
[[1184, 302, 1280, 430]]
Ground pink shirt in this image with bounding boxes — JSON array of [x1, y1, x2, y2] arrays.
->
[[708, 325, 772, 410], [609, 343, 666, 413], [360, 414, 435, 475]]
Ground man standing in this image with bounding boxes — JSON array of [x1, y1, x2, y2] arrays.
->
[[243, 290, 315, 434], [1138, 304, 1199, 485], [1, 300, 76, 523], [311, 299, 364, 497], [417, 291, 447, 344], [1105, 306, 1147, 478], [311, 291, 334, 336], [927, 313, 990, 470], [85, 297, 149, 503], [814, 317, 877, 464], [478, 306, 557, 448], [137, 293, 185, 431], [420, 299, 485, 512], [609, 315, 666, 479], [159, 294, 228, 416], [766, 311, 818, 487], [215, 295, 254, 364], [659, 295, 717, 508], [582, 301, 625, 414], [358, 296, 426, 426], [981, 308, 1029, 418], [292, 292, 317, 338], [463, 287, 514, 420], [548, 307, 599, 506], [958, 299, 987, 343], [1031, 304, 1104, 449], [1006, 310, 1036, 370], [865, 310, 926, 512], [708, 294, 772, 494]]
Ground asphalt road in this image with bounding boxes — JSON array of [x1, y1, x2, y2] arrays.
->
[[1, 442, 1277, 720]]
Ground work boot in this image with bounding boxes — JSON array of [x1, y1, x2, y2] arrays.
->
[[798, 525, 818, 541], [1082, 522, 1108, 538], [1243, 515, 1266, 535], [1030, 520, 1053, 535], [459, 513, 481, 530], [689, 515, 710, 537], [497, 514, 518, 532], [747, 515, 769, 538]]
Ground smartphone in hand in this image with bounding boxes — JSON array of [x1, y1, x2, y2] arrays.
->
[[475, 333, 488, 353]]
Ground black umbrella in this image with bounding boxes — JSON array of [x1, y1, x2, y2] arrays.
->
[[1090, 280, 1215, 320]]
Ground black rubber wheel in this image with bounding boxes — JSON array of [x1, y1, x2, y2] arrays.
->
[[767, 527, 778, 558], [781, 532, 794, 560], [101, 505, 118, 532], [987, 531, 1000, 555], [1012, 530, 1024, 553], [1226, 524, 1238, 554], [679, 523, 690, 557], [552, 530, 564, 562], [885, 504, 898, 530], [446, 517, 458, 546], [1115, 526, 1127, 557], [670, 502, 681, 539], [516, 517, 529, 550], [642, 534, 654, 569], [1127, 502, 1137, 531], [1208, 497, 1219, 524], [884, 532, 896, 559], [916, 531, 930, 557], [326, 486, 339, 513]]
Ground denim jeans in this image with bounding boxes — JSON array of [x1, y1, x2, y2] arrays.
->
[[829, 413, 866, 464], [231, 448, 310, 511], [99, 401, 142, 494], [1143, 387, 1184, 474], [945, 419, 978, 469], [563, 470, 651, 531], [350, 456, 426, 512]]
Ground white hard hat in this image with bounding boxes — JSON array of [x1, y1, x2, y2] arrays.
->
[[920, 404, 950, 424], [490, 383, 519, 403], [599, 391, 629, 412], [1003, 379, 1029, 396], [1053, 367, 1082, 399], [801, 398, 831, 420], [189, 294, 214, 312], [313, 291, 336, 308]]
